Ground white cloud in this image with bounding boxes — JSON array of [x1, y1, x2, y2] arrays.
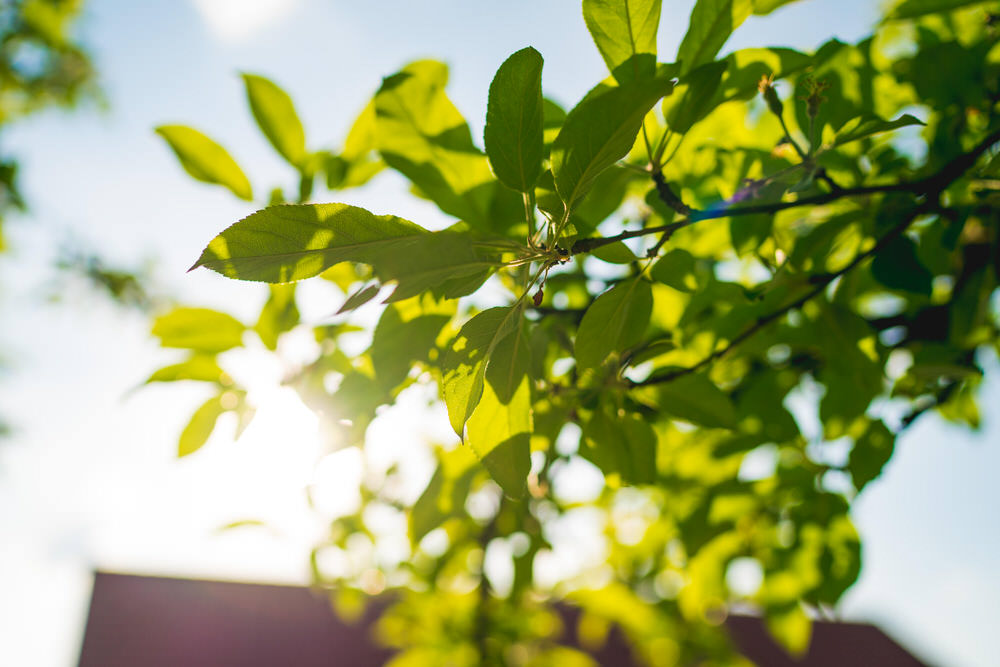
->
[[189, 0, 301, 43]]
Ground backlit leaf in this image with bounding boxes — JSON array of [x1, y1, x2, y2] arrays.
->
[[155, 125, 252, 200], [178, 395, 226, 457], [152, 307, 245, 353], [676, 0, 753, 76], [582, 0, 662, 83], [242, 73, 307, 168], [832, 113, 924, 147], [552, 75, 674, 209], [485, 47, 545, 193]]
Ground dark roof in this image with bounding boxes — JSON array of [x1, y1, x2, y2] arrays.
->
[[78, 571, 928, 667]]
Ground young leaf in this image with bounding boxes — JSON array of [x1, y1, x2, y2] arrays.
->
[[242, 73, 307, 168], [441, 305, 523, 437], [552, 76, 674, 209], [336, 284, 381, 315], [255, 284, 299, 350], [152, 307, 246, 353], [178, 395, 226, 457], [592, 241, 641, 264], [155, 125, 252, 201], [190, 203, 505, 297], [751, 0, 803, 13], [676, 0, 754, 76], [831, 113, 924, 147], [466, 323, 532, 498], [575, 278, 653, 370], [484, 47, 545, 193], [582, 0, 662, 83]]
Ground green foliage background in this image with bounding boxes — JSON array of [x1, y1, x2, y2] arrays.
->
[[151, 0, 1000, 664]]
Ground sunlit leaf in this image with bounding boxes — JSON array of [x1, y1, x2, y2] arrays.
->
[[582, 0, 662, 83], [581, 407, 657, 483], [636, 374, 738, 428], [242, 73, 307, 168], [552, 75, 674, 209], [145, 355, 227, 384], [254, 284, 299, 350], [178, 394, 226, 457], [662, 60, 727, 134], [484, 47, 545, 193], [190, 203, 507, 298], [884, 0, 985, 20], [155, 125, 252, 200], [676, 0, 754, 76], [441, 305, 523, 436], [152, 307, 245, 353]]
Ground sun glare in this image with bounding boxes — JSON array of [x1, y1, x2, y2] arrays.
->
[[189, 0, 301, 43]]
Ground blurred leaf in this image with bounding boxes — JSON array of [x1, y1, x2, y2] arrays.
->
[[152, 307, 245, 353], [411, 446, 478, 542], [766, 603, 811, 657], [155, 125, 252, 200], [871, 235, 934, 295], [592, 241, 640, 264], [178, 394, 226, 457], [337, 284, 381, 314], [581, 407, 657, 483], [145, 355, 227, 384], [552, 75, 674, 209], [636, 374, 738, 428], [582, 0, 662, 83], [575, 278, 653, 370], [848, 420, 895, 490], [255, 284, 299, 350], [884, 0, 985, 20], [831, 113, 924, 147], [485, 47, 545, 193], [371, 295, 454, 390], [242, 73, 307, 168], [677, 0, 754, 75]]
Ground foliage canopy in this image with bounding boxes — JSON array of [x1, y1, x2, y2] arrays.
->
[[153, 0, 1000, 663]]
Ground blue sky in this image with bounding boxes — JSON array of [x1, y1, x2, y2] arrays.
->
[[0, 1, 997, 665]]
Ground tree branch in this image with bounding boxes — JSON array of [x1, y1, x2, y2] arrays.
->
[[571, 128, 1000, 258]]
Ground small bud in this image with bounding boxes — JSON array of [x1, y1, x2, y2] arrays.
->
[[800, 76, 831, 120], [532, 288, 544, 307], [758, 73, 783, 116]]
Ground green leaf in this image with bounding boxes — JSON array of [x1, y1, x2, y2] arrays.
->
[[871, 235, 934, 295], [751, 0, 803, 14], [662, 60, 728, 134], [242, 73, 307, 168], [146, 355, 227, 384], [254, 284, 299, 350], [441, 305, 523, 437], [484, 47, 545, 193], [178, 395, 227, 457], [636, 374, 738, 428], [375, 61, 517, 232], [155, 125, 252, 201], [190, 203, 505, 297], [152, 307, 245, 353], [336, 284, 381, 314], [552, 75, 674, 209], [411, 446, 479, 542], [370, 295, 454, 391], [467, 322, 532, 498], [575, 278, 653, 370], [832, 113, 924, 147], [582, 0, 662, 83], [848, 420, 895, 491], [677, 0, 753, 76], [766, 603, 812, 657], [592, 241, 641, 264], [581, 407, 657, 484], [884, 0, 987, 20]]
